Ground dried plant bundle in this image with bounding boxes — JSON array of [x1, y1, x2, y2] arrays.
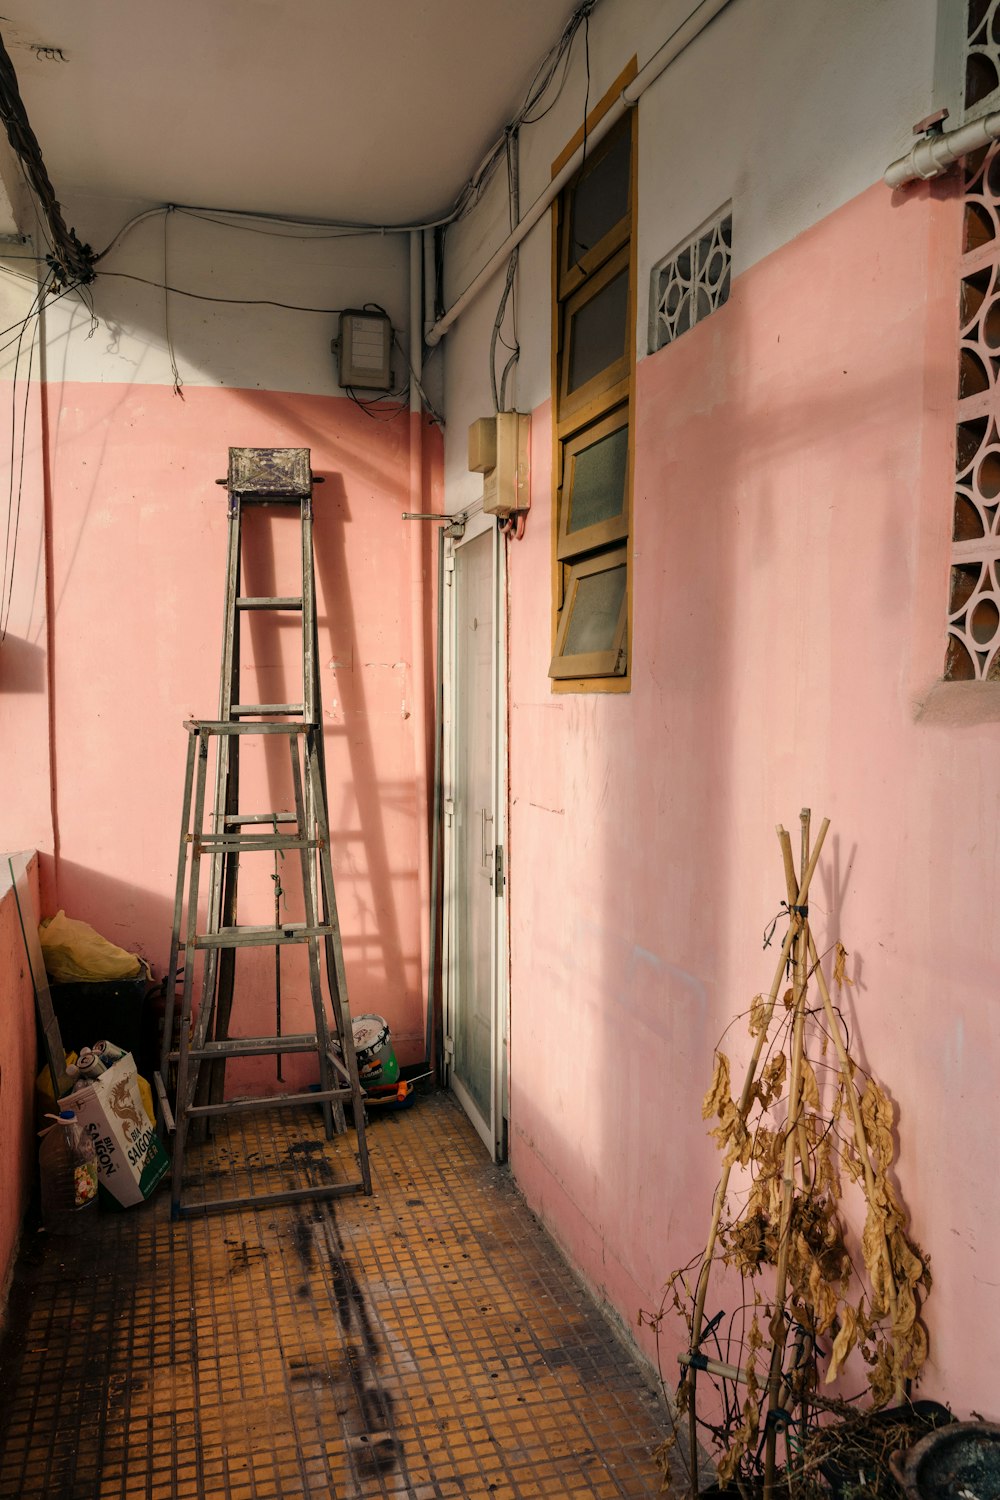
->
[[641, 813, 930, 1500]]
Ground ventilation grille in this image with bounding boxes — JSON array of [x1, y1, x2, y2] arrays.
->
[[649, 206, 732, 354]]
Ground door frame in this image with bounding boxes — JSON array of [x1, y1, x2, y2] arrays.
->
[[441, 502, 509, 1160]]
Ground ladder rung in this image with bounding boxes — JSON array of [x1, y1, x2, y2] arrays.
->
[[194, 833, 313, 852], [224, 813, 297, 826], [184, 719, 309, 735], [231, 703, 305, 717], [185, 1087, 353, 1117], [171, 1034, 324, 1061], [235, 596, 303, 611], [193, 923, 332, 949]]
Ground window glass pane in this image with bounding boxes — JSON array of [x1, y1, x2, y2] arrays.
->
[[567, 425, 628, 534], [569, 128, 630, 264], [568, 269, 628, 392], [564, 563, 627, 656]]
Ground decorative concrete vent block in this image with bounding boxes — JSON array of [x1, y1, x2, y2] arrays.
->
[[966, 0, 1000, 115], [649, 206, 732, 354], [947, 3, 1000, 679]]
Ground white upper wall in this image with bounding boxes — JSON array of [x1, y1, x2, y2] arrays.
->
[[441, 0, 944, 488], [37, 194, 415, 400]]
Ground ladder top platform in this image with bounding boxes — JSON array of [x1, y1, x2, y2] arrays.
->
[[225, 446, 315, 500]]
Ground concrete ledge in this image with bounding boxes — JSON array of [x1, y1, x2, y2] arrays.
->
[[912, 679, 1000, 725]]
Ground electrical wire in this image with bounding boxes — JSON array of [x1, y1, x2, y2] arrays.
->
[[0, 34, 94, 285], [93, 206, 166, 265], [1, 271, 50, 640], [163, 207, 183, 396], [345, 386, 409, 422], [447, 0, 597, 225], [96, 270, 345, 315], [520, 20, 582, 123], [93, 204, 377, 266], [175, 208, 375, 242], [581, 12, 592, 173], [2, 301, 38, 638], [0, 280, 80, 358], [498, 132, 521, 413], [490, 130, 520, 414], [392, 330, 445, 429], [71, 277, 98, 339], [0, 261, 47, 286]]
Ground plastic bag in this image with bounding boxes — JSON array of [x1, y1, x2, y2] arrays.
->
[[38, 910, 142, 984]]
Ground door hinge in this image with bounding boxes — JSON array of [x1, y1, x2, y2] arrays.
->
[[445, 555, 455, 585], [494, 843, 504, 894], [443, 1032, 454, 1060]]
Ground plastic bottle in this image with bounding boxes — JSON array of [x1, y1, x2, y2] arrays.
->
[[38, 1110, 99, 1233]]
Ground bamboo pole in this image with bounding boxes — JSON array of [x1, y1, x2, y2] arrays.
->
[[686, 816, 829, 1497], [686, 915, 799, 1499], [763, 811, 812, 1498], [777, 824, 813, 1193]]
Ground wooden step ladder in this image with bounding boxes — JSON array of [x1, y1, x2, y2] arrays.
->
[[156, 447, 372, 1218]]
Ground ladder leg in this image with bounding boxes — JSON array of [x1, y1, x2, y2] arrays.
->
[[289, 733, 336, 1137], [159, 726, 198, 1098], [171, 729, 211, 1218], [299, 506, 347, 1136], [199, 503, 243, 1117], [307, 730, 372, 1194], [301, 493, 316, 726], [207, 765, 241, 1110]]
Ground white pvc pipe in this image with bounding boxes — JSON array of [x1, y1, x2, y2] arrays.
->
[[884, 110, 1000, 188], [425, 0, 736, 346]]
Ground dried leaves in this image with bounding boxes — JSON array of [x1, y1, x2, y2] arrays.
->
[[833, 942, 854, 988], [658, 933, 930, 1484], [702, 1052, 732, 1120], [755, 1052, 786, 1111], [703, 1052, 751, 1166], [860, 1080, 894, 1175], [826, 1302, 858, 1383]]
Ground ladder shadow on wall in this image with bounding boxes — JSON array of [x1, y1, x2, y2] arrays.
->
[[237, 472, 411, 1035]]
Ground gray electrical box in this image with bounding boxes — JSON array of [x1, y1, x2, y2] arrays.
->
[[335, 309, 393, 390]]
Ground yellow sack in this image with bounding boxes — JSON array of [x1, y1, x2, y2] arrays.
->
[[39, 910, 142, 984]]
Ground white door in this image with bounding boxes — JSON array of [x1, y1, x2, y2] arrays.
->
[[442, 507, 507, 1158]]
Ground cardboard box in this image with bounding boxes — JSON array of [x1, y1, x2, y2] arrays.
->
[[60, 1053, 169, 1209]]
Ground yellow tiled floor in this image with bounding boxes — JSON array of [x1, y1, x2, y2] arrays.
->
[[0, 1091, 669, 1498]]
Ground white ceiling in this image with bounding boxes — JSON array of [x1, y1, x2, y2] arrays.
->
[[0, 0, 580, 223]]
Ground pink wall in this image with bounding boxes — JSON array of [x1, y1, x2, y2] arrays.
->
[[39, 384, 439, 1081], [0, 856, 39, 1319], [507, 178, 1000, 1414]]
